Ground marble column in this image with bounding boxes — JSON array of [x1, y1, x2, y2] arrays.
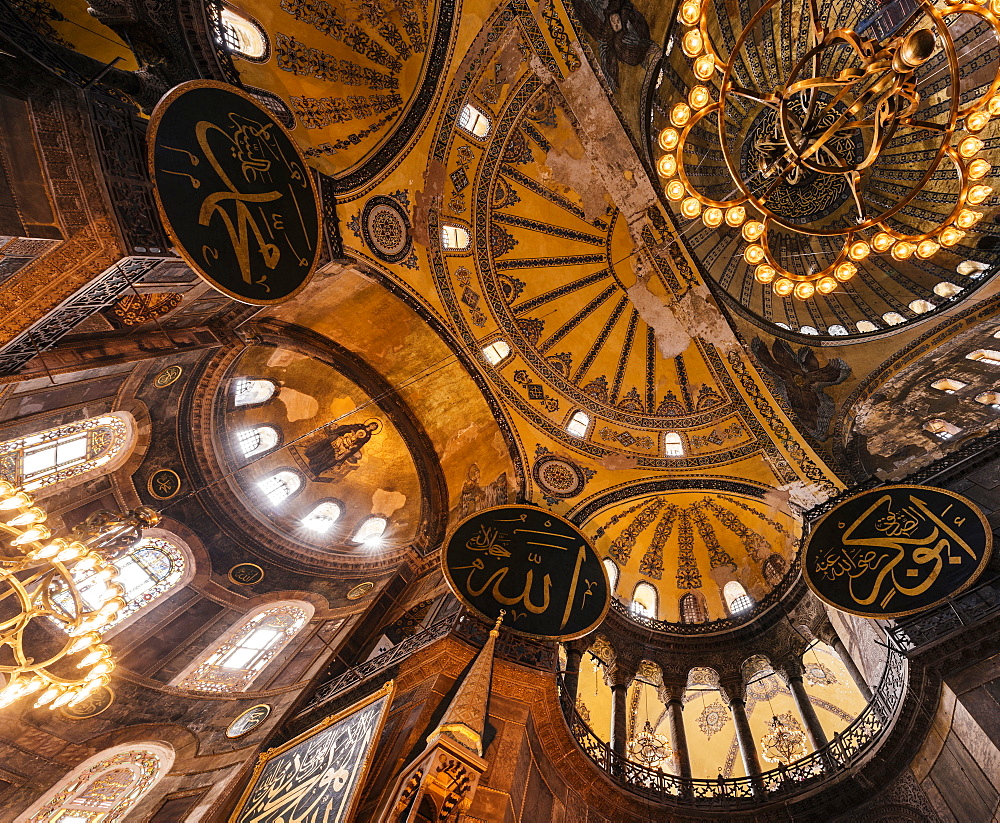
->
[[563, 645, 584, 702], [665, 695, 692, 780], [786, 670, 829, 750], [729, 696, 762, 778], [830, 636, 873, 702], [605, 665, 634, 769]]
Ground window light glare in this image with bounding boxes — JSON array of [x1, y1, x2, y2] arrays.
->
[[458, 103, 490, 138], [302, 501, 343, 533], [664, 432, 684, 456], [353, 516, 388, 544], [968, 349, 1000, 366], [441, 225, 470, 250], [567, 411, 590, 438], [931, 378, 966, 393], [482, 340, 511, 366]]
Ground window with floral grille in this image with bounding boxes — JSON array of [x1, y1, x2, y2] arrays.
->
[[232, 378, 277, 407], [178, 604, 309, 693], [25, 746, 169, 823], [236, 426, 279, 457], [0, 414, 131, 491], [50, 538, 186, 631], [258, 470, 301, 505]]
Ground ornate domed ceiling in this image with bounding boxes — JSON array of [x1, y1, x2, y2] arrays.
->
[[213, 343, 425, 560], [651, 0, 1000, 338], [593, 491, 799, 621]]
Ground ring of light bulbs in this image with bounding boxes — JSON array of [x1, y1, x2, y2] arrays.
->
[[0, 481, 122, 711], [659, 0, 1000, 301]]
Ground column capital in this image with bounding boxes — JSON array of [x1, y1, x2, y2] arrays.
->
[[657, 682, 685, 704], [604, 662, 636, 689], [773, 656, 805, 684]]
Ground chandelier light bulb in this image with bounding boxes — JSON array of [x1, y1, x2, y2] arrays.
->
[[50, 689, 80, 710], [940, 226, 966, 246], [744, 244, 765, 264], [689, 85, 711, 109], [916, 240, 941, 258], [969, 159, 992, 179], [989, 95, 1000, 116], [694, 54, 715, 80], [681, 197, 702, 218], [657, 154, 677, 177], [891, 240, 915, 260], [835, 262, 858, 281], [666, 180, 686, 201], [966, 111, 991, 132], [6, 507, 45, 527], [967, 185, 993, 205], [957, 209, 984, 228], [12, 525, 51, 545], [671, 102, 692, 127], [0, 492, 31, 511], [772, 278, 795, 296], [754, 264, 776, 283], [959, 136, 985, 158], [680, 0, 700, 24], [793, 281, 815, 299], [703, 206, 724, 227], [848, 240, 871, 261], [658, 128, 679, 151], [742, 220, 765, 241], [682, 29, 704, 57], [34, 686, 62, 708], [817, 276, 839, 294], [725, 205, 746, 227], [872, 232, 895, 252]]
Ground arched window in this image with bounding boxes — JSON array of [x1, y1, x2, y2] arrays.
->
[[968, 349, 1000, 366], [798, 325, 819, 335], [353, 516, 387, 544], [232, 378, 277, 407], [882, 312, 906, 326], [0, 413, 132, 492], [302, 500, 343, 532], [258, 470, 301, 505], [827, 324, 848, 336], [679, 592, 705, 624], [934, 281, 962, 298], [567, 410, 590, 438], [632, 582, 658, 619], [21, 742, 173, 823], [909, 299, 935, 314], [976, 391, 1000, 409], [931, 378, 966, 393], [603, 557, 619, 594], [482, 340, 511, 366], [458, 103, 491, 138], [723, 581, 754, 615], [50, 536, 188, 632], [441, 225, 470, 250], [924, 418, 961, 440], [664, 432, 684, 456], [217, 7, 269, 60], [957, 260, 989, 277], [176, 602, 311, 692], [856, 320, 879, 333], [761, 553, 787, 585], [236, 425, 279, 457]]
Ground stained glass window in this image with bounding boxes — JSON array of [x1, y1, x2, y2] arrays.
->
[[50, 538, 186, 631], [0, 414, 131, 492], [232, 378, 277, 407], [237, 426, 279, 457], [178, 604, 310, 693], [25, 746, 169, 823]]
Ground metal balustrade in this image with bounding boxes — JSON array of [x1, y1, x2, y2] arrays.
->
[[887, 573, 1000, 653], [558, 645, 907, 807]]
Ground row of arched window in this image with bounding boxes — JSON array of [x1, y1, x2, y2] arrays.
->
[[919, 333, 1000, 440], [602, 558, 756, 621]]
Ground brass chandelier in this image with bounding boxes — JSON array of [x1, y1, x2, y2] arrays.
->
[[627, 719, 673, 768], [760, 713, 808, 765], [0, 482, 157, 711], [659, 0, 1000, 300]]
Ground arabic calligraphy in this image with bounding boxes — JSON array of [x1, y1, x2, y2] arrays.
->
[[232, 686, 391, 823], [803, 485, 991, 618], [226, 704, 272, 739], [443, 506, 609, 640], [149, 81, 320, 305]]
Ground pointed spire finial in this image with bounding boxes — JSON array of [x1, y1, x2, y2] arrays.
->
[[490, 610, 505, 637]]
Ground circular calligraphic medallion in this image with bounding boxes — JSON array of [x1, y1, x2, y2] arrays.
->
[[60, 686, 114, 720], [228, 563, 265, 586], [153, 365, 183, 388], [226, 703, 272, 738], [803, 485, 992, 619], [443, 505, 609, 640], [148, 81, 321, 305], [361, 195, 412, 264], [147, 469, 181, 500], [346, 581, 374, 600], [533, 454, 588, 499]]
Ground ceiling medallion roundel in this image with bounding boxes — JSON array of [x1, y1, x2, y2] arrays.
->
[[533, 452, 588, 499], [362, 196, 413, 263], [347, 581, 375, 599]]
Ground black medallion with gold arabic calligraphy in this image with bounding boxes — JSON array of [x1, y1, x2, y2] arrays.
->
[[148, 81, 321, 305], [803, 485, 992, 619], [443, 505, 609, 640]]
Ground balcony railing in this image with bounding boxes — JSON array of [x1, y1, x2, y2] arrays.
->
[[559, 644, 907, 807]]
